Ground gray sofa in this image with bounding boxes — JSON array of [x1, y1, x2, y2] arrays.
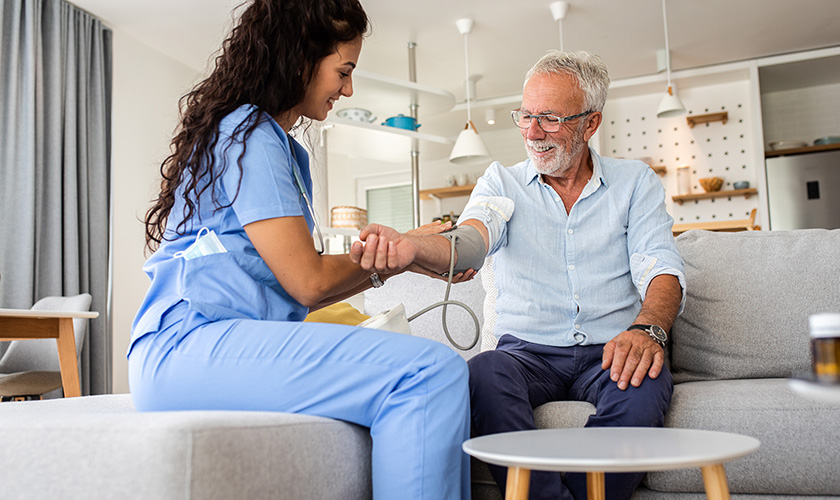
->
[[0, 229, 837, 500], [365, 229, 840, 500]]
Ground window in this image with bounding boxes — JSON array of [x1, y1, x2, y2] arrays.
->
[[366, 184, 413, 233]]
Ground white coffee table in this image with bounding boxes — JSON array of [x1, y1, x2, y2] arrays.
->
[[462, 427, 760, 500]]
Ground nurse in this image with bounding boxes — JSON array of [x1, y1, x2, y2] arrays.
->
[[129, 1, 471, 498]]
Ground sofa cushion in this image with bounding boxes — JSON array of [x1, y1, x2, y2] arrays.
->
[[0, 394, 372, 500], [671, 229, 840, 383], [645, 378, 840, 496]]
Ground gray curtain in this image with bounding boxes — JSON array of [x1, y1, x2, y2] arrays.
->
[[0, 0, 112, 395]]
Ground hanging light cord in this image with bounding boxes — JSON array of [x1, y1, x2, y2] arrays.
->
[[558, 20, 564, 52], [661, 0, 672, 89], [463, 31, 472, 123]]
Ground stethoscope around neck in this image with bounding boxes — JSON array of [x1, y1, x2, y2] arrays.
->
[[288, 141, 325, 255]]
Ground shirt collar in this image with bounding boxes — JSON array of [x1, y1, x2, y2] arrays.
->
[[526, 146, 608, 190]]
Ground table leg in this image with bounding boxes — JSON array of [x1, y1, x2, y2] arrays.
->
[[587, 471, 605, 500], [701, 464, 731, 500], [55, 318, 81, 398], [505, 466, 531, 500]]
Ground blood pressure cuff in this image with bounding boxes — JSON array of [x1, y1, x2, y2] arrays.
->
[[457, 195, 515, 254], [441, 225, 486, 273]]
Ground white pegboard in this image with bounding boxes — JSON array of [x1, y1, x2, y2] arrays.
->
[[600, 80, 760, 225]]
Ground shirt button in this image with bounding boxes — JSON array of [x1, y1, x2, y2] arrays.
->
[[568, 265, 575, 270], [568, 229, 574, 234], [575, 324, 581, 329], [574, 294, 580, 300]]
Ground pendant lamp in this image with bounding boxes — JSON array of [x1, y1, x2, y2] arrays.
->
[[549, 1, 570, 52], [656, 0, 686, 118], [450, 18, 491, 164]]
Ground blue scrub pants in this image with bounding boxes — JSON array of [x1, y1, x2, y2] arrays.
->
[[129, 304, 470, 500], [468, 334, 673, 500]]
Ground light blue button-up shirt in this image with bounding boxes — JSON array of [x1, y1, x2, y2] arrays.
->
[[459, 147, 685, 347]]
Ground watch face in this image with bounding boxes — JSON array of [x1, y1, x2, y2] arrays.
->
[[649, 325, 668, 342]]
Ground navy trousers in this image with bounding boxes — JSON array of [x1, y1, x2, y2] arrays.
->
[[468, 334, 673, 500]]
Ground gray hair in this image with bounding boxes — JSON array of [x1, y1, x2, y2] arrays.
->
[[524, 50, 610, 113]]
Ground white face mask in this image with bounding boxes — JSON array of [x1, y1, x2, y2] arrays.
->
[[174, 227, 227, 260]]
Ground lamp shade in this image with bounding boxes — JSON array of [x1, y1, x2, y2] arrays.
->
[[450, 121, 491, 164], [656, 86, 686, 118]]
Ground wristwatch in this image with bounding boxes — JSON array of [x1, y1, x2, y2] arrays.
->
[[369, 273, 384, 288], [628, 324, 668, 348]]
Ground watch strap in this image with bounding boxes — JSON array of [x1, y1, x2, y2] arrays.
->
[[628, 324, 667, 347]]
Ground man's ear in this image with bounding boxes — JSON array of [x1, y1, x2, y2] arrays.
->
[[583, 111, 602, 141]]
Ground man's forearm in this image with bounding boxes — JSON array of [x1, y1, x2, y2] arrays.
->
[[633, 274, 682, 332], [402, 233, 453, 275], [405, 220, 490, 275]]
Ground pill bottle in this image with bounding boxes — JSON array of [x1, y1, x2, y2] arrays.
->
[[810, 313, 840, 384]]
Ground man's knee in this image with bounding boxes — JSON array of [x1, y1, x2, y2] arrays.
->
[[467, 349, 515, 393], [591, 366, 673, 427]]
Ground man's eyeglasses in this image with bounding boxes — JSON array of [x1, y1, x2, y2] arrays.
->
[[511, 109, 593, 133]]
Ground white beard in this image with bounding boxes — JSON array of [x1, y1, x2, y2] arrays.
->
[[526, 124, 588, 178]]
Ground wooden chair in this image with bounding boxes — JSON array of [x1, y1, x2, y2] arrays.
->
[[0, 294, 92, 400]]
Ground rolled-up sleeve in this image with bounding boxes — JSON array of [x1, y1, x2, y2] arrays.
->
[[626, 168, 686, 314], [457, 164, 514, 255]]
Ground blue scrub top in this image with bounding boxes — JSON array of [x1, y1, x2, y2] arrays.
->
[[130, 105, 314, 352]]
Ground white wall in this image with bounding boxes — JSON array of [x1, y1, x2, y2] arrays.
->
[[761, 82, 840, 147], [110, 30, 199, 393], [602, 79, 760, 225]]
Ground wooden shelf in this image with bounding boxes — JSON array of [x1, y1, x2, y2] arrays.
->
[[651, 166, 667, 176], [686, 111, 728, 128], [672, 187, 757, 205], [764, 142, 840, 158], [673, 209, 760, 235], [420, 184, 475, 200]]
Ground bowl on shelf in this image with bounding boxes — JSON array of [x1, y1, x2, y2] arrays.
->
[[336, 108, 376, 123], [814, 136, 840, 146], [698, 177, 724, 193], [768, 140, 807, 151], [733, 181, 750, 190]]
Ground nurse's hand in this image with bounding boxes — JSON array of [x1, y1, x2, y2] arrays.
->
[[350, 223, 416, 273], [406, 220, 452, 235], [408, 264, 477, 283]]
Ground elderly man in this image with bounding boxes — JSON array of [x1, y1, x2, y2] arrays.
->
[[353, 50, 685, 500]]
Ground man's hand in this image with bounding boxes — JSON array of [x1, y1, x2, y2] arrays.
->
[[349, 223, 417, 273], [601, 330, 664, 391]]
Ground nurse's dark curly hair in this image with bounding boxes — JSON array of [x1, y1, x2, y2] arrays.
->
[[144, 0, 369, 252]]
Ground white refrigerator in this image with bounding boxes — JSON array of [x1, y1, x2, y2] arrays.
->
[[765, 148, 840, 231]]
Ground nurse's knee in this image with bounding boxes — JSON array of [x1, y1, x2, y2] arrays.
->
[[438, 344, 469, 383], [416, 338, 468, 382]]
